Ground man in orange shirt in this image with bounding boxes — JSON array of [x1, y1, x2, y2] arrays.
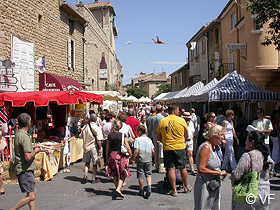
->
[[157, 104, 192, 196]]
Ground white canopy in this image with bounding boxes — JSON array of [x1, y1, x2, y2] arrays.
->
[[153, 92, 169, 102], [84, 91, 121, 101]]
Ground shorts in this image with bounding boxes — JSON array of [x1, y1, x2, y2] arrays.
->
[[0, 162, 3, 174], [137, 161, 152, 179], [83, 147, 98, 165], [185, 139, 194, 151], [163, 149, 186, 169], [17, 171, 35, 193]]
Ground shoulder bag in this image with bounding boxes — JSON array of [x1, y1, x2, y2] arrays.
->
[[232, 153, 259, 203], [202, 174, 221, 191], [121, 132, 128, 154], [127, 128, 134, 147], [85, 122, 97, 153]]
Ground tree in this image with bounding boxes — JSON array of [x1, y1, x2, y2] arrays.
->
[[154, 83, 171, 98], [246, 0, 280, 50], [127, 87, 148, 98]]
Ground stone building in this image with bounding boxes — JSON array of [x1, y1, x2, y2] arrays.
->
[[76, 0, 120, 91], [170, 64, 189, 91], [0, 0, 87, 91]]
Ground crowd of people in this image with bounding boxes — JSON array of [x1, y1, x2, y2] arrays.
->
[[2, 102, 280, 210]]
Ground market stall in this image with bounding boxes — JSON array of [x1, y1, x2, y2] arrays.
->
[[0, 90, 103, 183]]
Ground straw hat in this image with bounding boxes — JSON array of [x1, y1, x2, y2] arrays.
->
[[182, 112, 192, 119]]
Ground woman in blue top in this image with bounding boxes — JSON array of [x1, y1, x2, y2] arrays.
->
[[222, 110, 239, 171]]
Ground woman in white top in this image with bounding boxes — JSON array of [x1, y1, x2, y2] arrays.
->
[[118, 112, 135, 139]]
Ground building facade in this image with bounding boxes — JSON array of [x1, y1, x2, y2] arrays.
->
[[170, 64, 189, 91], [0, 0, 86, 91], [76, 0, 120, 91]]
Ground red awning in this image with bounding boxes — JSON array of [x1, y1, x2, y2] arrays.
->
[[0, 91, 103, 107], [39, 73, 83, 91]]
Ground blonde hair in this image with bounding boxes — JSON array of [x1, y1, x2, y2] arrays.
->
[[204, 125, 223, 139], [226, 109, 234, 117], [112, 120, 122, 132]]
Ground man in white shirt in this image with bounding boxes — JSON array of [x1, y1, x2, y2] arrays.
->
[[80, 113, 103, 184], [190, 108, 200, 155], [252, 108, 273, 154], [182, 112, 197, 175]]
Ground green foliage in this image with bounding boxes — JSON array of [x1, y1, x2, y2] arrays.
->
[[127, 87, 148, 98], [246, 0, 280, 51], [154, 83, 171, 97]]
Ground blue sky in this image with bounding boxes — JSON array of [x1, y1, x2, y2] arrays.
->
[[67, 0, 229, 84]]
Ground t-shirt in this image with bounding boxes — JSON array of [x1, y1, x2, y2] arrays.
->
[[102, 122, 112, 141], [80, 122, 104, 151], [14, 130, 35, 175], [157, 115, 188, 151], [151, 113, 164, 135], [126, 116, 140, 138], [252, 118, 273, 145], [146, 115, 154, 139], [187, 120, 195, 141], [134, 136, 154, 162]]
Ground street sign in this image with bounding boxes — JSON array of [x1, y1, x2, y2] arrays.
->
[[226, 43, 246, 50], [0, 76, 17, 84], [0, 84, 18, 92]]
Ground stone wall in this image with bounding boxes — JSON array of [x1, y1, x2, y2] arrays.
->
[[0, 0, 85, 90]]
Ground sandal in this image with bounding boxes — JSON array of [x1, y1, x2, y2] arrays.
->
[[116, 190, 124, 198], [183, 185, 192, 194], [0, 191, 5, 195], [168, 190, 177, 197]]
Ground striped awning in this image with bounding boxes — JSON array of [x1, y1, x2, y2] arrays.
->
[[153, 92, 169, 102], [172, 81, 204, 103], [161, 91, 180, 102], [207, 71, 280, 102]]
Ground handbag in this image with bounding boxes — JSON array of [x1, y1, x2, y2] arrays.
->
[[202, 175, 221, 191], [0, 137, 7, 151], [232, 153, 259, 203], [120, 132, 128, 154], [127, 129, 134, 147], [97, 156, 104, 167]]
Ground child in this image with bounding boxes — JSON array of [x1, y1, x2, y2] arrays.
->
[[131, 125, 154, 199]]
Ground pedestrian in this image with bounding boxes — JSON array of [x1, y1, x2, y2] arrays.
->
[[230, 131, 274, 210], [140, 115, 147, 130], [145, 107, 156, 141], [150, 104, 165, 173], [157, 104, 192, 196], [194, 125, 227, 210], [11, 113, 42, 210], [252, 108, 273, 155], [80, 113, 103, 184], [118, 112, 135, 139], [126, 108, 140, 139], [182, 112, 197, 175], [190, 108, 201, 154], [215, 107, 226, 126], [270, 109, 279, 164], [222, 110, 239, 172], [131, 125, 154, 199], [105, 120, 132, 198], [102, 114, 115, 163]]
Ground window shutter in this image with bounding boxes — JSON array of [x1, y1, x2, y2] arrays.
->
[[68, 38, 72, 68], [73, 40, 75, 69]]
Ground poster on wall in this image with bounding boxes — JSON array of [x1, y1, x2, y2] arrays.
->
[[12, 36, 35, 92], [99, 69, 108, 80]]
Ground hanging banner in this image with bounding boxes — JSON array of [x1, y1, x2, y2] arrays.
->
[[12, 36, 35, 92], [99, 69, 108, 80]]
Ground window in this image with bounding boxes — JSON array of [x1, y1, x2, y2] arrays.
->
[[38, 14, 43, 29], [68, 39, 75, 69], [175, 76, 178, 84], [201, 39, 206, 53], [195, 63, 199, 75], [231, 12, 236, 30], [179, 72, 183, 86], [190, 50, 194, 60], [253, 19, 261, 31], [215, 29, 219, 45], [69, 19, 74, 35], [195, 43, 199, 56]]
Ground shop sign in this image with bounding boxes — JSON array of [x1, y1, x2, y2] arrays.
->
[[0, 76, 17, 84], [0, 66, 14, 75], [100, 69, 108, 80], [0, 84, 18, 92]]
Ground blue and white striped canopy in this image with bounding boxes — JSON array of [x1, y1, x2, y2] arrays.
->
[[207, 71, 280, 102], [161, 91, 181, 102], [171, 81, 204, 103]]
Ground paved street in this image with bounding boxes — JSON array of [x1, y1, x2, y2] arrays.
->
[[1, 161, 280, 210]]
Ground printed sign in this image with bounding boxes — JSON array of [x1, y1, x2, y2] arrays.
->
[[12, 36, 35, 92], [0, 76, 17, 84], [0, 84, 18, 92], [226, 43, 246, 50], [100, 69, 108, 80]]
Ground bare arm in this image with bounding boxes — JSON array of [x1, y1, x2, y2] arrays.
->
[[131, 148, 139, 161], [129, 126, 135, 139], [24, 147, 42, 162], [152, 148, 155, 156], [184, 130, 188, 142]]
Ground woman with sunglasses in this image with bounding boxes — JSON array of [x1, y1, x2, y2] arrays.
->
[[222, 110, 239, 172], [230, 131, 274, 209]]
